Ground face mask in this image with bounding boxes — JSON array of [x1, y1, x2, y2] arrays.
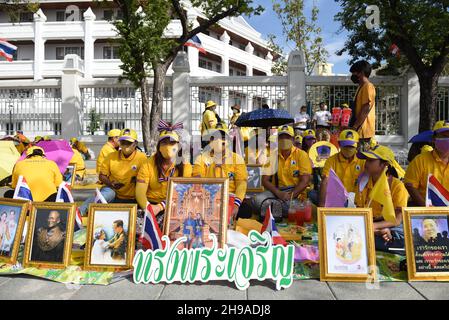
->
[[210, 139, 225, 155], [160, 144, 179, 160], [278, 139, 293, 151], [435, 138, 449, 155], [121, 145, 135, 157], [351, 74, 360, 84], [341, 147, 357, 159], [232, 109, 239, 114]]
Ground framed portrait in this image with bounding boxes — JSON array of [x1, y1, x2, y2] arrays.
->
[[164, 178, 229, 249], [84, 204, 137, 271], [63, 163, 76, 186], [318, 208, 376, 282], [403, 207, 449, 281], [246, 165, 264, 193], [23, 202, 76, 269], [0, 198, 29, 264]]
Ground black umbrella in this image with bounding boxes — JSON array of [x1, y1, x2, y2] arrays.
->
[[235, 108, 294, 128]]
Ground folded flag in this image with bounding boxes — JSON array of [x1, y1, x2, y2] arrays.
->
[[184, 35, 206, 54], [0, 39, 17, 62], [13, 176, 33, 201], [140, 203, 165, 251], [325, 169, 349, 207], [56, 182, 83, 231], [261, 204, 287, 246], [369, 169, 396, 223], [426, 174, 449, 207], [94, 188, 108, 204]]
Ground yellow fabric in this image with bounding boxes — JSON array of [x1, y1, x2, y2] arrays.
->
[[404, 150, 449, 199], [322, 153, 365, 193], [96, 142, 117, 173], [278, 125, 294, 137], [201, 110, 218, 135], [193, 151, 248, 201], [100, 150, 147, 199], [26, 146, 45, 157], [16, 143, 26, 156], [12, 157, 62, 202], [235, 219, 263, 236], [136, 155, 193, 203], [120, 128, 138, 142], [308, 141, 339, 168], [108, 129, 121, 138], [433, 120, 449, 132], [302, 129, 316, 139], [356, 175, 408, 222], [73, 141, 89, 154], [355, 82, 376, 139], [339, 129, 359, 143], [230, 113, 251, 141], [70, 148, 86, 178]]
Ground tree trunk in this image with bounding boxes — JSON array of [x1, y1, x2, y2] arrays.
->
[[417, 73, 440, 132], [140, 77, 151, 153]]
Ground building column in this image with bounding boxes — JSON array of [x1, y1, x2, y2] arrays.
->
[[220, 31, 230, 76], [33, 9, 46, 80], [265, 52, 273, 76], [245, 42, 254, 76], [172, 51, 191, 134], [287, 50, 306, 114], [405, 72, 420, 147], [83, 7, 96, 79]]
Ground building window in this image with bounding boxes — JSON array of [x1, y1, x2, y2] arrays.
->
[[5, 122, 23, 135], [103, 46, 120, 59], [56, 47, 84, 60], [215, 64, 221, 73], [53, 122, 62, 135], [103, 10, 114, 20], [56, 10, 85, 22], [104, 121, 125, 133], [19, 12, 33, 22]]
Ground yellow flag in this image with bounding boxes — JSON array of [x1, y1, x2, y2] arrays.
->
[[369, 170, 396, 223]]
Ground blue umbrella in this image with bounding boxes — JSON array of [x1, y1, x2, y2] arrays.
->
[[409, 130, 433, 143], [235, 108, 294, 128]]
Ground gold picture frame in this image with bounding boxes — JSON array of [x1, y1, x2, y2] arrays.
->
[[63, 163, 77, 186], [246, 165, 264, 193], [164, 177, 229, 249], [0, 198, 29, 264], [318, 208, 376, 282], [84, 203, 137, 271], [403, 207, 449, 281], [23, 202, 76, 269]]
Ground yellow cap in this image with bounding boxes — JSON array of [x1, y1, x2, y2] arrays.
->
[[278, 125, 294, 137], [108, 129, 122, 138], [341, 103, 350, 108], [433, 120, 449, 133], [119, 128, 138, 142], [357, 145, 395, 164], [159, 130, 180, 142], [43, 136, 51, 141], [338, 129, 359, 147], [205, 100, 217, 109], [34, 136, 42, 142], [421, 145, 434, 154], [70, 137, 77, 144], [302, 129, 316, 139], [295, 135, 303, 144], [26, 146, 45, 157]]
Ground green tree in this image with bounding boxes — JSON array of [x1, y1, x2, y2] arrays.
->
[[335, 1, 449, 132], [110, 0, 263, 152], [87, 108, 101, 135], [0, 0, 39, 23], [267, 34, 287, 75], [272, 0, 328, 76]]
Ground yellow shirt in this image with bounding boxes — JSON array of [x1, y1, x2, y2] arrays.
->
[[193, 151, 248, 201], [74, 141, 89, 155], [97, 142, 117, 173], [100, 150, 147, 199], [201, 110, 218, 135], [264, 147, 312, 188], [322, 153, 365, 193], [404, 150, 449, 199], [355, 82, 376, 139], [355, 176, 408, 219], [12, 157, 62, 202], [70, 148, 86, 178], [137, 155, 193, 203]]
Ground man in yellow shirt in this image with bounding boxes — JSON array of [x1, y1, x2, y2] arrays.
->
[[350, 60, 376, 147], [69, 148, 86, 181], [201, 101, 220, 135], [405, 121, 449, 206], [254, 125, 312, 218], [96, 129, 121, 173], [355, 145, 408, 253], [70, 137, 91, 160], [78, 129, 147, 215], [6, 146, 62, 202], [319, 129, 365, 206]]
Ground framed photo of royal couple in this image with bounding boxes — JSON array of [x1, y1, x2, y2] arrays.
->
[[318, 208, 376, 282], [164, 178, 229, 249], [84, 204, 137, 271]]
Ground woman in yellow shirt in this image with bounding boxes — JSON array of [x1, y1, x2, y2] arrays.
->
[[136, 123, 192, 216]]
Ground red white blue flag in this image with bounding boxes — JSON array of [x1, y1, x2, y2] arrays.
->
[[94, 188, 108, 204], [261, 204, 287, 246], [184, 35, 206, 54], [0, 39, 17, 62], [140, 203, 165, 251], [56, 182, 84, 231], [426, 174, 449, 207], [13, 176, 33, 201]]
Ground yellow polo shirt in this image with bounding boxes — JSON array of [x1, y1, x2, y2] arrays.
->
[[322, 153, 365, 193], [201, 110, 218, 135], [355, 82, 376, 139], [12, 157, 62, 202], [74, 141, 89, 155], [100, 150, 147, 200], [70, 148, 86, 178], [137, 155, 193, 203], [193, 152, 248, 201], [404, 150, 449, 199], [355, 176, 408, 219], [97, 142, 116, 173]]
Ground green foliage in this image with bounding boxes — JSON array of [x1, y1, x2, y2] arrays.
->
[[87, 108, 101, 135], [267, 34, 287, 75], [1, 0, 39, 23]]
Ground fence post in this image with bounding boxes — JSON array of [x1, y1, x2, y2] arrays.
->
[[61, 54, 84, 140], [172, 51, 191, 134], [33, 9, 46, 80], [287, 50, 306, 116], [405, 72, 420, 147]]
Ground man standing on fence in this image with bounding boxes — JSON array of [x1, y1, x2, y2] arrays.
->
[[349, 60, 376, 151]]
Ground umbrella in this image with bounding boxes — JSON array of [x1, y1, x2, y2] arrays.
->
[[235, 109, 294, 128], [409, 130, 433, 143], [0, 141, 20, 181], [19, 140, 74, 174]]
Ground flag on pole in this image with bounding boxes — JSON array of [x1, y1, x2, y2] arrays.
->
[[261, 204, 287, 246], [13, 176, 33, 201], [56, 182, 83, 231], [325, 169, 349, 207], [426, 174, 449, 207], [369, 169, 396, 223], [184, 35, 206, 54], [94, 188, 108, 204], [0, 39, 17, 62], [140, 203, 164, 250]]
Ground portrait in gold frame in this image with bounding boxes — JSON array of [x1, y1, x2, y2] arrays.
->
[[84, 203, 137, 272], [318, 208, 376, 282], [246, 165, 264, 193], [63, 163, 77, 186], [164, 178, 229, 249], [0, 198, 29, 264], [23, 202, 76, 269]]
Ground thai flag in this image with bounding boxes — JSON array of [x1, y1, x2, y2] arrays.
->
[[0, 39, 17, 62], [261, 204, 288, 246], [56, 182, 83, 231], [94, 188, 108, 204], [140, 203, 165, 251], [13, 176, 33, 201], [184, 35, 206, 54], [426, 174, 449, 207]]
